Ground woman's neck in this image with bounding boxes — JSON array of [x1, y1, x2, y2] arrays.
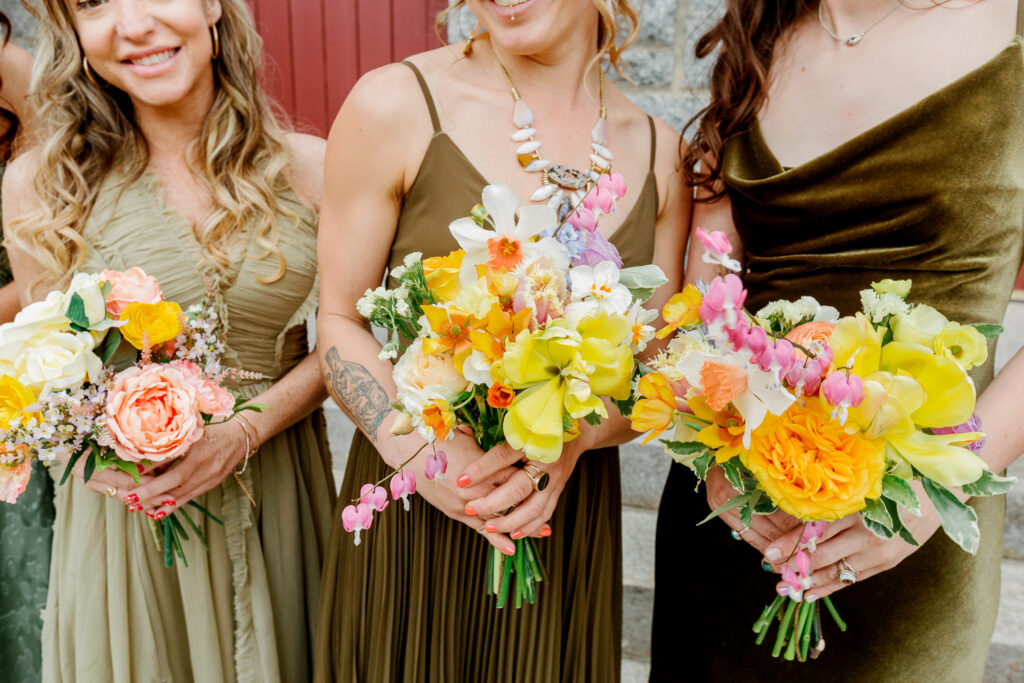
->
[[820, 0, 902, 36], [479, 32, 602, 108], [131, 72, 216, 165]]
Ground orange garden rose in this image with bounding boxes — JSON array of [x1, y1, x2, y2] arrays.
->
[[487, 383, 515, 409], [119, 301, 183, 350], [104, 364, 204, 463], [743, 397, 885, 520]]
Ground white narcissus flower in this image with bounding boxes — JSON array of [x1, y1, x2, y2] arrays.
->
[[626, 301, 658, 353], [449, 184, 558, 286], [569, 261, 633, 316]]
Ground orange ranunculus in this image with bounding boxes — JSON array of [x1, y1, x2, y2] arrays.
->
[[656, 284, 702, 339], [487, 383, 515, 409], [119, 301, 183, 350], [689, 395, 746, 463], [699, 361, 748, 412], [423, 250, 465, 302], [630, 372, 678, 444], [785, 321, 835, 360], [743, 397, 885, 521], [420, 399, 455, 442]]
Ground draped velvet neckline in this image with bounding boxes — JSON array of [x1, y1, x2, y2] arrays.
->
[[748, 36, 1024, 179]]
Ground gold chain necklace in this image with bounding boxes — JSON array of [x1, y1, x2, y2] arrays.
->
[[497, 59, 612, 207]]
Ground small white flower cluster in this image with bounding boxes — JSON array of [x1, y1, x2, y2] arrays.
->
[[859, 289, 911, 324], [174, 301, 227, 378], [755, 296, 840, 334]]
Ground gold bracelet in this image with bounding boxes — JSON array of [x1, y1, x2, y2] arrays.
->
[[233, 413, 260, 474]]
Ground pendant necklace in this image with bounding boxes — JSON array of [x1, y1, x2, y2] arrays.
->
[[496, 59, 612, 207], [818, 0, 901, 47]]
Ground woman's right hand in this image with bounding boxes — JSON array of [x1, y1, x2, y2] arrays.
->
[[59, 449, 156, 513], [705, 465, 801, 553]]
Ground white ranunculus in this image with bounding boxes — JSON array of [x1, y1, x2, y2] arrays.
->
[[392, 339, 470, 412], [13, 329, 102, 394]]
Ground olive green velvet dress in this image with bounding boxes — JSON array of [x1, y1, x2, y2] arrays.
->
[[314, 62, 658, 683], [651, 33, 1024, 683], [41, 172, 336, 683], [0, 163, 54, 683]]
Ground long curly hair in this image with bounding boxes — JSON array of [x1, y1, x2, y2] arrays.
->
[[437, 0, 640, 76], [11, 0, 296, 291]]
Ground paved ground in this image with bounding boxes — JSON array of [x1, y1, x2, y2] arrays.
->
[[322, 302, 1024, 681]]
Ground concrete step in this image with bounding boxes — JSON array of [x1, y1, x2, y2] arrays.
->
[[622, 657, 651, 683], [985, 559, 1024, 682], [620, 439, 671, 510]]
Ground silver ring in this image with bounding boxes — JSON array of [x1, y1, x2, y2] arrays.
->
[[838, 558, 858, 585], [523, 464, 550, 492], [730, 529, 743, 541]]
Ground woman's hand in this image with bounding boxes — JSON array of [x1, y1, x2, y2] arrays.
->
[[706, 465, 802, 551], [59, 448, 156, 511], [762, 483, 943, 600], [124, 419, 248, 518]]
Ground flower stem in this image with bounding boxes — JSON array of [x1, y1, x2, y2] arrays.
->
[[822, 596, 847, 631], [772, 599, 797, 658], [349, 442, 430, 503]]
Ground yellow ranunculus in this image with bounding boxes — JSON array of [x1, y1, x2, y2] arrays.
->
[[0, 375, 39, 430], [119, 301, 182, 350], [891, 304, 949, 347], [500, 316, 633, 462], [423, 250, 465, 302], [744, 397, 885, 521], [830, 313, 886, 378], [933, 322, 988, 371]]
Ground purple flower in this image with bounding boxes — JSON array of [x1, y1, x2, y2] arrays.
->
[[574, 229, 623, 268], [933, 413, 986, 453]]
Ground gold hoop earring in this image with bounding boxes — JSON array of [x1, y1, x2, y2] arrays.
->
[[82, 56, 103, 88], [210, 23, 220, 60]]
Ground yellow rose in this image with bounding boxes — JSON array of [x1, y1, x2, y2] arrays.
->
[[119, 301, 182, 350], [0, 376, 39, 430], [933, 322, 988, 370], [743, 398, 885, 521], [423, 250, 465, 302]]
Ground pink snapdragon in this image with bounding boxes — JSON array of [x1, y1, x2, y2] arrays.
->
[[341, 502, 374, 546], [424, 449, 448, 481], [390, 470, 417, 511], [822, 371, 866, 425]]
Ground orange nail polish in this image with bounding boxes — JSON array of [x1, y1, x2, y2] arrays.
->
[[485, 524, 497, 533], [511, 530, 524, 540], [456, 474, 471, 488], [465, 506, 477, 517], [503, 545, 516, 556], [540, 527, 552, 538]]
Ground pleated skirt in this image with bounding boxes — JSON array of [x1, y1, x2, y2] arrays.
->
[[649, 461, 1004, 683], [314, 431, 623, 683]]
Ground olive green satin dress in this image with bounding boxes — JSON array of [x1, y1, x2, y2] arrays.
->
[[0, 163, 54, 683], [41, 172, 336, 682], [651, 35, 1024, 683], [314, 62, 657, 683]]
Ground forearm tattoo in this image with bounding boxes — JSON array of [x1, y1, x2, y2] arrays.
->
[[324, 346, 390, 439]]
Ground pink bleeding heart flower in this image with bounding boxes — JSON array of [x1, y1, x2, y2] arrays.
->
[[699, 274, 747, 330], [726, 316, 750, 350], [802, 521, 828, 552], [390, 470, 417, 511], [932, 413, 986, 453], [424, 450, 448, 481], [794, 549, 812, 588], [359, 483, 390, 512], [755, 339, 796, 378], [341, 502, 374, 546], [742, 324, 770, 358], [780, 565, 804, 601], [597, 172, 627, 200], [822, 371, 866, 425], [595, 188, 615, 214], [570, 208, 598, 233], [696, 227, 742, 272]]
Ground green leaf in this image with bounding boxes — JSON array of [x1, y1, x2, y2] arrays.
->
[[234, 402, 267, 414], [882, 474, 921, 516], [922, 477, 980, 554], [583, 412, 603, 428], [562, 414, 572, 432], [100, 279, 113, 298], [960, 469, 1017, 497], [861, 498, 893, 530], [882, 496, 919, 546], [187, 501, 224, 526], [60, 450, 84, 486], [452, 390, 473, 405], [618, 265, 669, 303], [971, 323, 1004, 339], [612, 396, 636, 417], [740, 500, 753, 530], [99, 328, 122, 364], [720, 457, 745, 492], [693, 452, 714, 480], [753, 494, 778, 515], [862, 515, 894, 539], [82, 451, 97, 483], [662, 441, 709, 457], [697, 492, 751, 526], [65, 292, 90, 330]]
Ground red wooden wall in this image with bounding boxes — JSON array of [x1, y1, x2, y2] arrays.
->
[[248, 0, 448, 136]]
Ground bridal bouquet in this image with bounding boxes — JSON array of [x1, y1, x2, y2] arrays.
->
[[629, 229, 1012, 661], [0, 268, 263, 568], [349, 180, 667, 607]]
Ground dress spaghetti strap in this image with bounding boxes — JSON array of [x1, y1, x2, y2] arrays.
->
[[401, 60, 442, 134], [1018, 0, 1023, 37], [647, 115, 657, 171]]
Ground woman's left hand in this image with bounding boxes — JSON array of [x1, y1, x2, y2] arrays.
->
[[763, 491, 944, 600], [124, 419, 248, 517]]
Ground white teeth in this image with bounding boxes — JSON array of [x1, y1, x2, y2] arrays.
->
[[130, 49, 175, 67], [495, 0, 529, 6]]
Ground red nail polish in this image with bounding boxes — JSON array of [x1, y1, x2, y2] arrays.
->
[[161, 499, 176, 507], [128, 504, 142, 513], [511, 530, 524, 540], [540, 527, 552, 538], [154, 511, 167, 521], [465, 506, 477, 517], [138, 466, 145, 474], [485, 524, 497, 533], [456, 474, 471, 488], [124, 494, 139, 505], [503, 545, 516, 556], [145, 510, 155, 519]]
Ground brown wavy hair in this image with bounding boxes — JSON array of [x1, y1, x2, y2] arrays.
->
[[682, 1, 815, 199]]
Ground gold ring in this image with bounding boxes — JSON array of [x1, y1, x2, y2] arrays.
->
[[838, 558, 858, 585], [523, 464, 550, 492], [105, 486, 118, 498]]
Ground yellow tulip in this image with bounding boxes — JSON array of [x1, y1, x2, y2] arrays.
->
[[878, 342, 975, 429], [630, 373, 677, 444], [886, 428, 987, 488], [830, 313, 886, 377]]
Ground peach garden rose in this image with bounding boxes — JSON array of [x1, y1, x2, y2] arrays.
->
[[101, 267, 164, 317]]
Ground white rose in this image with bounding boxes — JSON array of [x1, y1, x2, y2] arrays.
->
[[392, 339, 470, 412], [14, 329, 102, 394], [65, 272, 111, 328], [0, 291, 71, 367]]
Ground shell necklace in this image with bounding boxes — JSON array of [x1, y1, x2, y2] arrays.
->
[[497, 59, 612, 207]]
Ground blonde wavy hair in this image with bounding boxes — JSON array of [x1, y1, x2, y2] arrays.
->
[[12, 0, 295, 292], [438, 0, 640, 76]]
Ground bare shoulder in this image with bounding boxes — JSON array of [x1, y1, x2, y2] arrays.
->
[[333, 59, 435, 135], [283, 132, 326, 209], [2, 147, 42, 218]]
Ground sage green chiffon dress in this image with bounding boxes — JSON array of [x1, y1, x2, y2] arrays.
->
[[0, 164, 55, 682], [41, 172, 336, 682], [314, 62, 658, 683], [651, 30, 1024, 683]]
